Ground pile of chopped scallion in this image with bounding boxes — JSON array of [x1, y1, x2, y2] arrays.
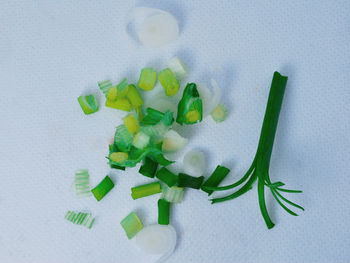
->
[[68, 57, 303, 259]]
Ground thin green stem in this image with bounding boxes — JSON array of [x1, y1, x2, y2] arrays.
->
[[271, 189, 298, 216], [211, 172, 258, 204], [276, 187, 303, 193], [274, 190, 304, 211]]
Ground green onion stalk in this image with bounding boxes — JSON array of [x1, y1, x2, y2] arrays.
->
[[202, 72, 303, 229]]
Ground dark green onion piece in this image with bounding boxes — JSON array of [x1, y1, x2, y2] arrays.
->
[[141, 108, 165, 125], [131, 182, 162, 200], [139, 157, 158, 178], [156, 167, 178, 187], [158, 198, 170, 225], [91, 176, 115, 201], [178, 173, 204, 189], [201, 165, 230, 195], [176, 83, 203, 125]]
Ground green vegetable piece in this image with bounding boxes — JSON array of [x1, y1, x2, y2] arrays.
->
[[156, 167, 178, 187], [120, 212, 143, 239], [108, 144, 126, 170], [178, 173, 204, 189], [74, 170, 91, 197], [139, 157, 158, 178], [203, 72, 304, 229], [127, 84, 144, 107], [201, 165, 230, 195], [211, 104, 228, 123], [77, 94, 99, 115], [91, 176, 114, 201], [138, 68, 157, 91], [141, 108, 166, 125], [116, 78, 129, 98], [158, 199, 170, 225], [98, 79, 113, 95], [162, 185, 184, 203], [158, 68, 180, 96], [65, 211, 95, 229], [131, 182, 162, 200], [176, 83, 203, 125], [114, 124, 134, 152]]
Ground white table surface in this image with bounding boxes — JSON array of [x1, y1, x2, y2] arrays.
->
[[1, 1, 349, 262]]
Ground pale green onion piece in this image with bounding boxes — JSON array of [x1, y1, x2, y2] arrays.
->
[[98, 79, 113, 95], [74, 170, 91, 197], [64, 211, 95, 229], [138, 68, 157, 91], [132, 131, 150, 149], [183, 150, 206, 177], [135, 224, 177, 257], [162, 130, 188, 153], [167, 56, 188, 79], [211, 104, 228, 123], [162, 185, 184, 203], [114, 124, 134, 152], [77, 94, 99, 115], [120, 211, 143, 239], [116, 78, 129, 98], [126, 84, 144, 107], [158, 68, 180, 97]]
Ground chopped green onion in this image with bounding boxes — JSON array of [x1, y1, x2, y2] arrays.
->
[[176, 83, 203, 125], [120, 211, 143, 239], [156, 167, 178, 187], [139, 157, 158, 178], [108, 144, 126, 170], [158, 199, 170, 225], [124, 114, 140, 134], [201, 165, 230, 195], [107, 87, 117, 101], [77, 94, 99, 115], [167, 56, 188, 79], [65, 211, 95, 229], [127, 84, 144, 107], [211, 104, 228, 123], [162, 185, 184, 203], [91, 176, 115, 201], [116, 78, 129, 98], [138, 68, 157, 91], [131, 182, 162, 200], [158, 68, 180, 97], [110, 152, 129, 163], [114, 124, 134, 152], [132, 131, 150, 149], [162, 130, 188, 153], [98, 79, 113, 95], [178, 173, 204, 189], [141, 108, 166, 125], [74, 170, 91, 197], [105, 98, 132, 111]]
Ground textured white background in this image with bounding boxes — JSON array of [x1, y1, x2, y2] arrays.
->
[[1, 0, 349, 262]]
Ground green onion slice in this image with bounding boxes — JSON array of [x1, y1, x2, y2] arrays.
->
[[201, 165, 230, 195], [74, 170, 91, 197], [176, 83, 203, 125], [158, 68, 180, 97], [162, 185, 184, 203], [98, 79, 113, 95], [211, 104, 228, 123], [178, 173, 204, 189], [131, 182, 162, 200], [138, 68, 157, 91], [77, 94, 99, 115], [120, 211, 143, 239], [156, 167, 178, 187], [158, 199, 170, 225], [65, 211, 95, 229], [91, 176, 114, 201], [139, 157, 159, 178], [114, 124, 134, 152]]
